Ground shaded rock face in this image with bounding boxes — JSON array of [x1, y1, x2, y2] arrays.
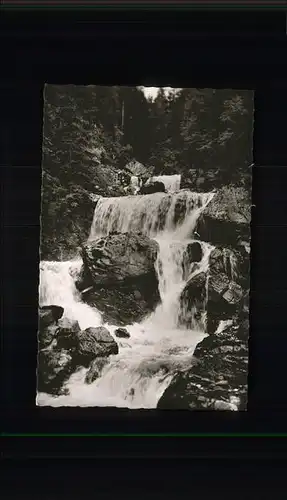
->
[[178, 272, 207, 329], [38, 306, 64, 349], [185, 242, 203, 264], [179, 246, 249, 334], [37, 308, 79, 394], [74, 265, 94, 293], [157, 317, 249, 411], [76, 326, 118, 366], [195, 186, 251, 247], [85, 272, 160, 326], [78, 232, 161, 325], [207, 246, 247, 333], [37, 308, 119, 395], [139, 181, 166, 195], [56, 317, 81, 350], [114, 327, 130, 339], [80, 233, 159, 286], [37, 349, 74, 395], [39, 305, 64, 328]]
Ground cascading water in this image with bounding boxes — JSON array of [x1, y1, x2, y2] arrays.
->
[[130, 175, 140, 194], [89, 190, 212, 240], [148, 174, 181, 193], [39, 261, 102, 331], [37, 179, 214, 408]]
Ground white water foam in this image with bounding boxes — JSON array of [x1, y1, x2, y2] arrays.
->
[[148, 174, 181, 193], [37, 187, 214, 408]]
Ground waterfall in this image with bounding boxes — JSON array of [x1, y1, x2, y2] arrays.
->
[[130, 175, 140, 194], [89, 190, 213, 240], [37, 183, 215, 408], [148, 174, 181, 193], [39, 260, 102, 331]]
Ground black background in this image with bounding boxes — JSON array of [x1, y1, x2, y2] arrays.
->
[[1, 8, 287, 481]]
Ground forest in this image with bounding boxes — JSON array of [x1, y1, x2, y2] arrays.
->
[[41, 85, 253, 259]]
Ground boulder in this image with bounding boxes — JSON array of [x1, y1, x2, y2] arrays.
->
[[38, 324, 59, 350], [185, 242, 203, 264], [75, 326, 119, 366], [37, 321, 118, 395], [80, 232, 159, 286], [56, 317, 81, 350], [157, 318, 249, 410], [37, 348, 74, 395], [39, 305, 64, 328], [85, 278, 160, 326], [80, 233, 161, 324], [75, 264, 94, 293], [114, 327, 130, 339], [38, 305, 65, 349], [85, 357, 109, 384], [139, 181, 166, 195], [195, 186, 251, 247]]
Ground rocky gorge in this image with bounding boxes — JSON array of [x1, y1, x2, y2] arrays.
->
[[37, 173, 250, 410]]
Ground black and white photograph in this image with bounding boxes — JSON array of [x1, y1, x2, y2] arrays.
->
[[37, 85, 253, 409]]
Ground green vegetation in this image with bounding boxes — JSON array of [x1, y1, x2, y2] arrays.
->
[[41, 85, 253, 260]]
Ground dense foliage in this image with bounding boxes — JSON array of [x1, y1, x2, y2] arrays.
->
[[41, 85, 253, 259]]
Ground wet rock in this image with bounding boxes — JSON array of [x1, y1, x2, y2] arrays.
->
[[139, 181, 166, 195], [195, 186, 251, 247], [56, 317, 81, 350], [173, 196, 188, 225], [38, 305, 65, 349], [80, 233, 161, 324], [185, 242, 203, 263], [75, 265, 93, 293], [178, 272, 207, 329], [157, 319, 248, 411], [89, 193, 102, 204], [86, 274, 160, 326], [85, 357, 109, 384], [114, 327, 130, 339], [38, 324, 59, 350], [206, 247, 246, 333], [179, 243, 248, 334], [39, 305, 64, 328], [76, 326, 119, 366], [37, 348, 74, 395], [37, 322, 118, 395], [81, 232, 159, 286]]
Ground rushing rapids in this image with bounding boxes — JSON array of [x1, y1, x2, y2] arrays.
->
[[37, 180, 215, 408]]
